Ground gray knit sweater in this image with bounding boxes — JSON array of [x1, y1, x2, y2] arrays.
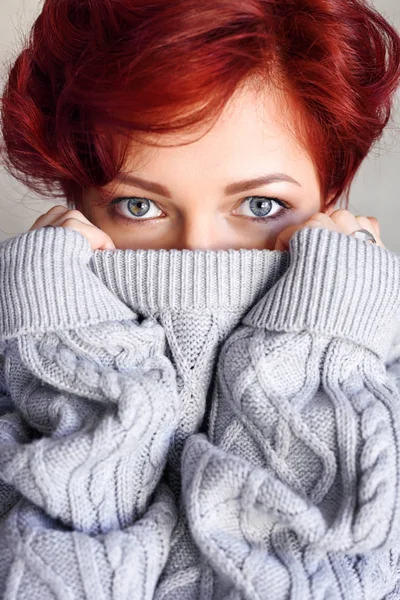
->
[[1, 225, 400, 600]]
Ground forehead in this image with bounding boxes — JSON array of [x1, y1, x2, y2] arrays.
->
[[118, 81, 313, 177]]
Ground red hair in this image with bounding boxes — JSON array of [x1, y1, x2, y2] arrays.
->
[[1, 0, 400, 211]]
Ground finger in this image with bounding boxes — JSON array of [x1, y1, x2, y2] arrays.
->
[[46, 208, 94, 228], [29, 205, 69, 230], [329, 208, 360, 235], [31, 207, 95, 231], [355, 216, 385, 248], [274, 213, 338, 252], [367, 216, 381, 238], [58, 218, 116, 251], [355, 215, 376, 235]]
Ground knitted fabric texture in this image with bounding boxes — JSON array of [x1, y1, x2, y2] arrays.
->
[[1, 226, 400, 599]]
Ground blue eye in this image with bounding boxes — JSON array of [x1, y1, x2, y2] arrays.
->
[[111, 197, 163, 221], [235, 196, 288, 221], [109, 195, 290, 226]]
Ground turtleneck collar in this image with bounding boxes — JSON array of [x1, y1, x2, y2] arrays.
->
[[0, 227, 289, 340], [89, 246, 289, 318]]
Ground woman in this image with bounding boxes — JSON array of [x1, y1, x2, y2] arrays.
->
[[0, 0, 400, 598]]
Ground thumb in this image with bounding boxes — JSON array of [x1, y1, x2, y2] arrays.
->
[[102, 236, 116, 251], [274, 223, 304, 252]]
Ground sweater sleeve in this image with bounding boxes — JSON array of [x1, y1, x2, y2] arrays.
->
[[0, 228, 180, 599], [182, 228, 400, 600]]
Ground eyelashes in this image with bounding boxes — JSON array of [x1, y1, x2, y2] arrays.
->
[[237, 196, 290, 222], [108, 195, 292, 226]]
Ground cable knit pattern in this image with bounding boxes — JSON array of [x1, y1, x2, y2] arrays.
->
[[1, 321, 179, 533], [0, 319, 180, 597], [182, 230, 400, 599], [1, 225, 400, 599]]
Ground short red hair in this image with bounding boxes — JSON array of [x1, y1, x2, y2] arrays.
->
[[1, 0, 400, 210]]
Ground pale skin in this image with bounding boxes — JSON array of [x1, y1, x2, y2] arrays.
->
[[30, 81, 384, 250]]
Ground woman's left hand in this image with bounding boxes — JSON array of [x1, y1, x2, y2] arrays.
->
[[274, 209, 385, 251]]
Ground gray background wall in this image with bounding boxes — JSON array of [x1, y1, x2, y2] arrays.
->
[[0, 0, 399, 250]]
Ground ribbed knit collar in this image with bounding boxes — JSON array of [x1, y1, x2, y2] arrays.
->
[[89, 245, 289, 316], [1, 226, 400, 361], [0, 227, 288, 339]]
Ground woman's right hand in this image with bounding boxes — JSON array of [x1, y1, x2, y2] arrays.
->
[[29, 205, 116, 251]]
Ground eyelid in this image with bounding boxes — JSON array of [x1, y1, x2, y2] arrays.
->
[[232, 195, 289, 212], [110, 196, 165, 219], [110, 194, 291, 222]]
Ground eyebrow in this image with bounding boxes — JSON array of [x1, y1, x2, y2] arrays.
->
[[114, 172, 302, 198]]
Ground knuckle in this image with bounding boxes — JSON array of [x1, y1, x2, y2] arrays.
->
[[62, 217, 81, 227], [64, 209, 84, 220], [46, 204, 67, 214], [30, 214, 44, 226], [307, 212, 325, 223], [332, 208, 350, 218]]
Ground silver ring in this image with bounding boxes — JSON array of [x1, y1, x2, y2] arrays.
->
[[351, 228, 376, 244]]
